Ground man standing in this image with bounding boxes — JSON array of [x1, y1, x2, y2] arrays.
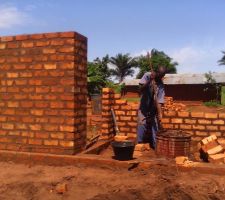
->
[[137, 67, 166, 149]]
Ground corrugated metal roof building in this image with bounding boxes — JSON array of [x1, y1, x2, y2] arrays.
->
[[121, 73, 225, 101]]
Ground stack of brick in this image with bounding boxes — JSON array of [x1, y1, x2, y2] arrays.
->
[[0, 31, 87, 155], [101, 88, 115, 140], [199, 135, 225, 164], [163, 96, 186, 112]]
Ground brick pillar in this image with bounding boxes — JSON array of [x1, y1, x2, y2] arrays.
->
[[0, 31, 87, 155], [101, 88, 115, 140]]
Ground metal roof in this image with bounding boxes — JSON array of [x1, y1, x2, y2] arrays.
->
[[122, 73, 225, 85]]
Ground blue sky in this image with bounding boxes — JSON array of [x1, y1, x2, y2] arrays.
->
[[1, 0, 225, 74]]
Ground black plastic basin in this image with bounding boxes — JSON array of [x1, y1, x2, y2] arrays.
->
[[111, 141, 135, 161]]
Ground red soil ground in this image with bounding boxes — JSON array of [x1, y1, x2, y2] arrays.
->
[[0, 161, 225, 200]]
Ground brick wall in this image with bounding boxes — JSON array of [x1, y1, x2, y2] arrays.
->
[[162, 111, 225, 142], [101, 88, 225, 143], [101, 88, 138, 140], [0, 31, 87, 155]]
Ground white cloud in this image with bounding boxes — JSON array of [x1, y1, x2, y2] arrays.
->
[[0, 5, 29, 29], [133, 45, 225, 74], [169, 46, 225, 73]]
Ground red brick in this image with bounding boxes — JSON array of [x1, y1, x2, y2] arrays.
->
[[36, 41, 50, 46], [59, 62, 74, 69], [192, 125, 205, 130], [205, 113, 218, 119], [7, 101, 19, 108], [206, 125, 218, 131], [15, 80, 27, 86], [29, 94, 43, 101], [51, 86, 64, 93], [21, 41, 34, 48], [20, 72, 32, 77], [20, 57, 32, 63], [50, 102, 64, 108], [29, 79, 42, 85], [184, 119, 196, 124], [44, 32, 59, 38], [162, 124, 174, 129], [31, 64, 43, 70], [2, 109, 15, 115], [15, 35, 28, 41], [59, 141, 74, 147], [16, 123, 27, 130], [171, 118, 183, 124], [7, 72, 18, 78], [31, 109, 44, 116], [50, 40, 64, 46], [163, 111, 177, 117], [44, 63, 57, 69], [22, 117, 34, 123], [29, 139, 42, 145], [43, 48, 56, 54], [212, 120, 224, 125], [178, 112, 190, 117], [1, 36, 14, 42], [191, 112, 204, 118], [8, 131, 21, 137], [35, 56, 48, 62], [13, 64, 27, 70], [8, 42, 18, 48], [0, 116, 7, 122], [59, 32, 75, 38], [36, 87, 50, 93], [35, 132, 49, 139], [0, 43, 6, 49], [60, 125, 74, 132], [58, 47, 74, 53], [198, 119, 211, 124], [195, 131, 208, 136], [34, 70, 48, 77], [35, 101, 49, 108], [180, 124, 192, 129], [44, 140, 58, 146], [14, 94, 27, 100], [2, 123, 14, 130], [43, 125, 59, 131], [29, 124, 41, 131]]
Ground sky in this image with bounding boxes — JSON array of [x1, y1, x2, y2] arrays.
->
[[1, 0, 225, 74]]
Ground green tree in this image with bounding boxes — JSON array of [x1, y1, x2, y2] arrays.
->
[[136, 49, 178, 78], [87, 55, 110, 95], [218, 51, 225, 65], [109, 53, 137, 83]]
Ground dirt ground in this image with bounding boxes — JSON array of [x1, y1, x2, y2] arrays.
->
[[0, 161, 225, 200], [175, 101, 225, 113]]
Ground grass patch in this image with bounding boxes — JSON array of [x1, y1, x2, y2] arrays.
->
[[122, 97, 140, 102], [203, 101, 222, 107]]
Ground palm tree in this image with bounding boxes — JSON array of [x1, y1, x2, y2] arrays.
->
[[218, 51, 225, 65], [109, 53, 137, 83]]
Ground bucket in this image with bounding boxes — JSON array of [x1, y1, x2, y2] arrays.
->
[[111, 141, 135, 161]]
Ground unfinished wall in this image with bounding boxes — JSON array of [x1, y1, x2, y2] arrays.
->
[[0, 31, 87, 155], [101, 88, 225, 143]]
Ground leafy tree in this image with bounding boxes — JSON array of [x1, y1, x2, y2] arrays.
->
[[87, 55, 110, 95], [218, 51, 225, 65], [204, 71, 221, 102], [136, 49, 178, 78], [109, 53, 137, 83]]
